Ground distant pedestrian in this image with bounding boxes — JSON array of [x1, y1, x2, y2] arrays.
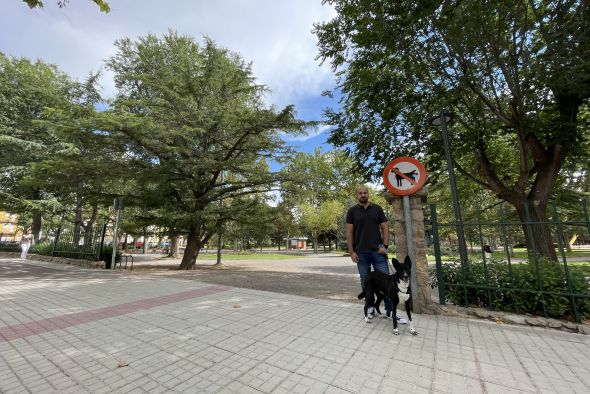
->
[[20, 230, 33, 260], [346, 185, 406, 324], [483, 245, 492, 262]]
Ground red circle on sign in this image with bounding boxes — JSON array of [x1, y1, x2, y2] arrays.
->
[[383, 157, 427, 196]]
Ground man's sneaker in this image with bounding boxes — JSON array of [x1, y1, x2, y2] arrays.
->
[[385, 310, 407, 324], [396, 312, 408, 324], [367, 307, 376, 319]]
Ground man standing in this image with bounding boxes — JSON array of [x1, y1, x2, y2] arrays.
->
[[346, 185, 406, 323]]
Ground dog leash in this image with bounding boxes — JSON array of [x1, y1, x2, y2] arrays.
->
[[386, 253, 395, 274]]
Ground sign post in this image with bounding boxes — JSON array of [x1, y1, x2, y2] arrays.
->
[[111, 198, 123, 269], [383, 157, 428, 310]]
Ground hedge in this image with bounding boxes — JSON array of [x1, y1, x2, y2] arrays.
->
[[430, 259, 590, 320]]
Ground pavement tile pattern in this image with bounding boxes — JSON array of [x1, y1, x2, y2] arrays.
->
[[0, 258, 589, 393]]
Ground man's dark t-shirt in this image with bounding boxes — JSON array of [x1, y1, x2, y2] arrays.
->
[[346, 203, 387, 252]]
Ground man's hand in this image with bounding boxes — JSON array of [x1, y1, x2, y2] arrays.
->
[[350, 251, 359, 263], [378, 246, 387, 255]]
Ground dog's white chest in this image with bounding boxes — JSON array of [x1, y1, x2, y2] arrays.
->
[[397, 282, 410, 304]]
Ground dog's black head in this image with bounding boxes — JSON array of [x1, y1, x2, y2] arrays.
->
[[391, 256, 412, 284]]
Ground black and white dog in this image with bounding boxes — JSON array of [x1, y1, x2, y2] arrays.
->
[[358, 256, 418, 336]]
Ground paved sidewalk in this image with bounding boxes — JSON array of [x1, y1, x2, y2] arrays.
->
[[1, 258, 589, 393]]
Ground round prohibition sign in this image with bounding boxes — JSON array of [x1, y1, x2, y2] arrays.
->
[[383, 156, 427, 196]]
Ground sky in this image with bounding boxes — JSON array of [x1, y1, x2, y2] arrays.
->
[[0, 0, 339, 157]]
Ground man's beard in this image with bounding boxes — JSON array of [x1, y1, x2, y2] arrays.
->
[[359, 196, 368, 203]]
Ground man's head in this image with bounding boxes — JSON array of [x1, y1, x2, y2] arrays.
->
[[355, 185, 369, 204]]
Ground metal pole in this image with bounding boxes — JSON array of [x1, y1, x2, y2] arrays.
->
[[440, 110, 469, 268], [216, 171, 224, 265], [430, 204, 446, 305], [111, 208, 120, 270], [403, 195, 419, 310]]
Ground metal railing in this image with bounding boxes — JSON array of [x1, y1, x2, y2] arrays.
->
[[51, 224, 107, 261], [430, 198, 590, 323]]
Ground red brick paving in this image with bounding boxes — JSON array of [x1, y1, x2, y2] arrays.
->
[[0, 285, 229, 343]]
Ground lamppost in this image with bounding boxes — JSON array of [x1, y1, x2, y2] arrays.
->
[[428, 111, 468, 268], [216, 170, 224, 265]]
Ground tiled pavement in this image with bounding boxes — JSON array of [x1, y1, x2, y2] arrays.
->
[[0, 258, 589, 393]]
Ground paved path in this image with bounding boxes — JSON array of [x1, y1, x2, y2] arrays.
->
[[1, 258, 589, 393]]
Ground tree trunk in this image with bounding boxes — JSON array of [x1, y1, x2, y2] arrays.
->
[[178, 224, 210, 270], [142, 227, 148, 255], [73, 204, 83, 247], [169, 234, 180, 258], [313, 234, 318, 254], [31, 209, 42, 244], [156, 233, 163, 252], [515, 200, 557, 261], [82, 203, 98, 247]]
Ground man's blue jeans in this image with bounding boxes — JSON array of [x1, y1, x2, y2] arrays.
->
[[357, 251, 392, 314]]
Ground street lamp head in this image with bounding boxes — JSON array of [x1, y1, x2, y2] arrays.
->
[[427, 111, 454, 126]]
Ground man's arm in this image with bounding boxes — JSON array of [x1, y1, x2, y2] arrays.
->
[[379, 221, 389, 254], [380, 222, 389, 246], [346, 223, 358, 262]]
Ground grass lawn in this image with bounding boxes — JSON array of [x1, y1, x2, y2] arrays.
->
[[196, 252, 304, 261], [569, 262, 590, 277]]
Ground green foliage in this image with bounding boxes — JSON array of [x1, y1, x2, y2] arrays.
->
[[100, 32, 307, 269], [28, 241, 120, 264], [316, 1, 590, 259], [0, 52, 75, 217], [22, 0, 110, 12], [99, 245, 121, 264], [29, 242, 53, 255], [281, 148, 363, 207], [432, 259, 590, 319], [0, 243, 20, 252]]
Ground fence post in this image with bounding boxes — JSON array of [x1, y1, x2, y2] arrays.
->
[[524, 202, 547, 318], [430, 204, 446, 305], [499, 204, 519, 314], [476, 209, 492, 308], [51, 227, 62, 257], [552, 201, 580, 323], [97, 223, 107, 262], [583, 198, 590, 237]]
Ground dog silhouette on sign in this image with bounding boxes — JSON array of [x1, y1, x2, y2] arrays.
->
[[393, 167, 418, 187]]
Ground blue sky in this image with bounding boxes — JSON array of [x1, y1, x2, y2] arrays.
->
[[0, 0, 339, 161]]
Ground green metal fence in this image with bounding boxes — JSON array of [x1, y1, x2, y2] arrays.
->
[[50, 223, 107, 261], [430, 198, 590, 323]]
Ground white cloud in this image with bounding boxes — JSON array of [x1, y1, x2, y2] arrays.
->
[[280, 123, 333, 142], [0, 0, 336, 107]]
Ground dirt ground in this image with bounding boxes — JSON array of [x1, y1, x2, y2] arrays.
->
[[130, 253, 363, 303]]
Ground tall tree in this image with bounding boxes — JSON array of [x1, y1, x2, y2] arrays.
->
[[281, 148, 364, 205], [101, 32, 305, 270], [298, 200, 344, 254], [0, 53, 75, 241], [28, 73, 124, 243], [315, 0, 590, 260]]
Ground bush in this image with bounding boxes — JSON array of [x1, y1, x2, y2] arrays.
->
[[29, 242, 121, 267], [29, 242, 54, 255], [430, 259, 590, 320], [0, 242, 20, 252], [99, 245, 121, 266]]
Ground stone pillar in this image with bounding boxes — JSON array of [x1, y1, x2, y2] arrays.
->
[[385, 189, 432, 313]]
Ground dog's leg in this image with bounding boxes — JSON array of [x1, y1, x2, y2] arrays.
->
[[405, 300, 418, 336], [374, 292, 384, 318], [392, 296, 400, 335], [364, 289, 373, 323]]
